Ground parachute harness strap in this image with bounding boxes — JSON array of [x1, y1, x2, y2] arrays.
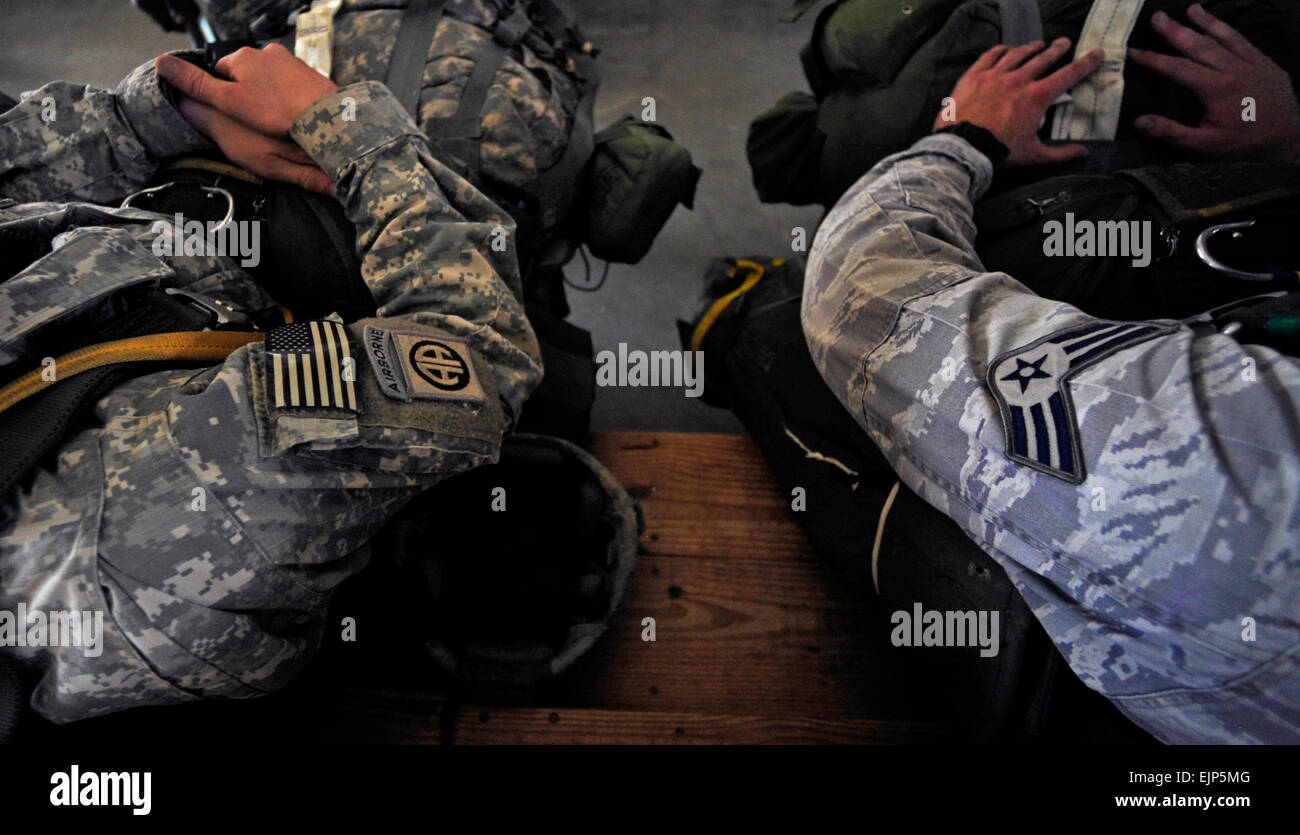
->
[[0, 331, 262, 414]]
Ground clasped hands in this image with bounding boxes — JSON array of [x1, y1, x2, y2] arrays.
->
[[156, 43, 339, 195]]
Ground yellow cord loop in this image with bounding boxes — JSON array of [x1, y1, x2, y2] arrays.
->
[[690, 259, 781, 353]]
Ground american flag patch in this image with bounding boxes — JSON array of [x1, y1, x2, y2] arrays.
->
[[264, 320, 361, 412]]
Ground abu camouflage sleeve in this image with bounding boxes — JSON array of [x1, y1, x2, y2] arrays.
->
[[0, 56, 212, 205], [803, 133, 1300, 743]]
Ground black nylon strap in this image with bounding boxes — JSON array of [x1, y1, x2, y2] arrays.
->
[[396, 2, 528, 181], [431, 6, 529, 137], [427, 39, 504, 137], [975, 176, 1136, 230], [523, 49, 600, 227], [385, 0, 448, 119], [0, 289, 215, 516]]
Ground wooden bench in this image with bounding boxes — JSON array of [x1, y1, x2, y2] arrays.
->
[[313, 431, 953, 744]]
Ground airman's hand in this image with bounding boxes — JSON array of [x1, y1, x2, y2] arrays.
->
[[1128, 4, 1300, 160], [934, 38, 1105, 166]]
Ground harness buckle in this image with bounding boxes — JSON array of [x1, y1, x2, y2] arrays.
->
[[164, 288, 256, 331]]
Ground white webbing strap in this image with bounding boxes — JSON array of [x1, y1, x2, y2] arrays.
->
[[870, 481, 902, 597], [1050, 0, 1147, 141], [295, 0, 345, 79]]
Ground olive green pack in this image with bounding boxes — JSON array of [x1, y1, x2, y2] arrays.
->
[[579, 115, 702, 264]]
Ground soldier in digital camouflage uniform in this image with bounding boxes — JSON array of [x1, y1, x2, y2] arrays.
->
[[186, 0, 586, 248], [804, 10, 1300, 743], [0, 41, 542, 721]]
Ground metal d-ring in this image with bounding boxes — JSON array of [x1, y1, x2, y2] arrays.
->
[[121, 182, 236, 233], [1195, 220, 1279, 283]]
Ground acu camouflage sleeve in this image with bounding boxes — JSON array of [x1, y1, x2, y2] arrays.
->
[[7, 81, 541, 722], [0, 54, 212, 205], [288, 80, 541, 421], [154, 80, 542, 622], [803, 133, 1300, 743]]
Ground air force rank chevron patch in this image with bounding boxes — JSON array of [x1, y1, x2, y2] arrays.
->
[[987, 320, 1173, 482]]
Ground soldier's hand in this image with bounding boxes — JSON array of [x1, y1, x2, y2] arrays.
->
[[933, 38, 1104, 166], [156, 43, 339, 139], [1128, 4, 1300, 160], [178, 95, 335, 195]]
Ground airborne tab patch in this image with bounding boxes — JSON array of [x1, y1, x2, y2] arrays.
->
[[361, 325, 486, 405], [264, 319, 361, 412], [988, 320, 1172, 482]]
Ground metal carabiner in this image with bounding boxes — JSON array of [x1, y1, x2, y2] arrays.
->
[[1195, 220, 1295, 283], [120, 182, 236, 233]]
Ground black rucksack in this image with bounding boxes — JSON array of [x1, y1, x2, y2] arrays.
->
[[975, 160, 1300, 326]]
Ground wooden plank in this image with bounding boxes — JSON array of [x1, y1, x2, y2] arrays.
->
[[638, 501, 814, 560], [549, 554, 946, 722], [588, 431, 815, 561], [453, 707, 950, 745], [587, 431, 790, 510]]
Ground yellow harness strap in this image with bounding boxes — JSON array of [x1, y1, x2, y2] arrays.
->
[[157, 157, 264, 185], [0, 331, 262, 413], [689, 259, 783, 353]]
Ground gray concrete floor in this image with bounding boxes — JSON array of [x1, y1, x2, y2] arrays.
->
[[0, 0, 822, 431]]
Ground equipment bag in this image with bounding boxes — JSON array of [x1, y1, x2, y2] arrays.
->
[[576, 115, 702, 265], [377, 0, 602, 250], [188, 0, 599, 266], [749, 0, 1297, 208]]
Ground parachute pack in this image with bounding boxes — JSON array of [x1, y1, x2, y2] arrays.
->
[[748, 0, 1297, 209]]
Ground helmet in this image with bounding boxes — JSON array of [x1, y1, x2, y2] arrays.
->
[[377, 433, 641, 702]]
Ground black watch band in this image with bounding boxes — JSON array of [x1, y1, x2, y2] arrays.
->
[[935, 122, 1011, 167]]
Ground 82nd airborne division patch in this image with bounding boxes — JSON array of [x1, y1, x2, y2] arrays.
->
[[987, 320, 1173, 483], [361, 324, 486, 405]]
